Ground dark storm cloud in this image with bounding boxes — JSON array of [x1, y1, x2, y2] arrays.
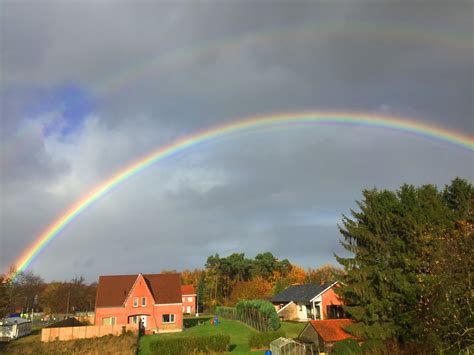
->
[[1, 0, 472, 281]]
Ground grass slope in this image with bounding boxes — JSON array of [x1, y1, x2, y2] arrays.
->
[[139, 318, 307, 355]]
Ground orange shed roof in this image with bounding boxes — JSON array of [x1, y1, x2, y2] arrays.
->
[[309, 319, 359, 342]]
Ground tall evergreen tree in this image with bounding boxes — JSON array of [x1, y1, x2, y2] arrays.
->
[[335, 178, 473, 351]]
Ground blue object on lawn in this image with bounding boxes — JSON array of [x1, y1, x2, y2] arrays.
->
[[265, 350, 272, 355]]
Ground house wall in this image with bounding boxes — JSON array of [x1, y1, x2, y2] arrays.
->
[[95, 275, 183, 333], [181, 294, 196, 314], [298, 324, 321, 351], [321, 287, 343, 319], [277, 303, 299, 321], [295, 303, 309, 320], [153, 304, 183, 333]]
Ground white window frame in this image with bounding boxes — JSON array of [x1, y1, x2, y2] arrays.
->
[[102, 316, 116, 325], [141, 297, 147, 307], [187, 297, 193, 302], [162, 314, 175, 324], [133, 297, 138, 308], [182, 297, 185, 302]]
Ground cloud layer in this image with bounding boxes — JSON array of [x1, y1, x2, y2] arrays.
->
[[1, 0, 472, 281]]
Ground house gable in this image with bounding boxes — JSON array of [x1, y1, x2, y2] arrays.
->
[[298, 322, 321, 349], [309, 281, 339, 302], [124, 274, 155, 309]]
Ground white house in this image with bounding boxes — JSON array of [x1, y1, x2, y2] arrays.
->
[[271, 281, 345, 321]]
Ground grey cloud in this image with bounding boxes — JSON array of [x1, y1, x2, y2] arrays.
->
[[1, 0, 472, 281]]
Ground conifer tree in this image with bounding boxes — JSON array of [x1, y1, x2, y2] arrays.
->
[[335, 178, 472, 350]]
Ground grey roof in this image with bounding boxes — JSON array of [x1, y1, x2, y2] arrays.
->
[[0, 317, 31, 326], [271, 282, 335, 303]]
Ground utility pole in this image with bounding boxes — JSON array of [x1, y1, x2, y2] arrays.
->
[[66, 291, 70, 318], [196, 290, 199, 317]]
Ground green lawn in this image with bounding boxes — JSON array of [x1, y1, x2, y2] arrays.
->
[[139, 318, 307, 354], [279, 321, 306, 338]]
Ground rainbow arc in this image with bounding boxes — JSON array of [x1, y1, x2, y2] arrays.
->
[[8, 112, 474, 279]]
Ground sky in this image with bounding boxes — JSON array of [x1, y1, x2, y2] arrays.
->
[[1, 0, 473, 282]]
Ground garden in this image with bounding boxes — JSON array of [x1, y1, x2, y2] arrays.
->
[[138, 316, 306, 354]]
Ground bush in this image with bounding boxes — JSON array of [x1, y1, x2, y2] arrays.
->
[[332, 338, 363, 355], [236, 300, 281, 331], [149, 334, 230, 354], [215, 306, 237, 319], [183, 316, 212, 328], [248, 329, 286, 349]]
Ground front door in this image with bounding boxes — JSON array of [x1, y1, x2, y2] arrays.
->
[[187, 306, 191, 313], [140, 315, 147, 328]]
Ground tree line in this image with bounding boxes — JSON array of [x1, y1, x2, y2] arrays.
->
[[0, 271, 97, 317], [160, 253, 344, 308]]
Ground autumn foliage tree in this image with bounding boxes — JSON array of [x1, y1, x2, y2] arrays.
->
[[203, 252, 291, 306], [306, 264, 345, 285], [229, 277, 272, 305]]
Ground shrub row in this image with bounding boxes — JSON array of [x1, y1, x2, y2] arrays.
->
[[215, 306, 237, 319], [149, 334, 230, 354], [236, 299, 281, 331], [248, 329, 286, 349]]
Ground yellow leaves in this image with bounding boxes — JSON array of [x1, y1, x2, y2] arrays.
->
[[287, 264, 306, 285], [229, 277, 272, 305]]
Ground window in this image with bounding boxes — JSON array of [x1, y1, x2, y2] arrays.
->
[[299, 305, 303, 311], [162, 314, 175, 324], [133, 297, 138, 307], [102, 317, 116, 325], [130, 315, 138, 324], [141, 297, 147, 307], [182, 306, 185, 312], [188, 297, 193, 302], [327, 305, 345, 319], [182, 297, 185, 302]]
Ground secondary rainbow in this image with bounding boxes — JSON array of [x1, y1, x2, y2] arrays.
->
[[2, 22, 471, 161], [9, 112, 474, 279]]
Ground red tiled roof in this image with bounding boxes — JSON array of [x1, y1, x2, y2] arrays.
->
[[309, 319, 358, 342], [95, 273, 182, 307], [181, 284, 195, 295]]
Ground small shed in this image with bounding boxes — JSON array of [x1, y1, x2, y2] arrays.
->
[[0, 317, 32, 342], [298, 319, 361, 353], [270, 336, 308, 355]]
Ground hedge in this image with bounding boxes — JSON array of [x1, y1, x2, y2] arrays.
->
[[149, 334, 230, 354], [248, 329, 286, 349], [236, 300, 281, 331]]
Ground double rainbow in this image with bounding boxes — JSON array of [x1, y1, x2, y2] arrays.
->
[[8, 112, 474, 279]]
